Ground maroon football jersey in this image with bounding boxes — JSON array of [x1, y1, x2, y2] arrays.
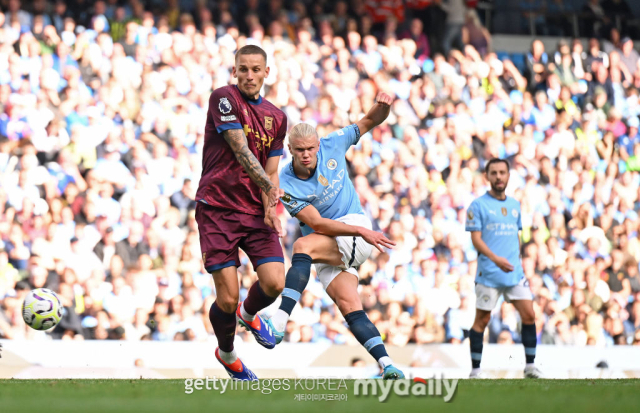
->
[[196, 85, 287, 216]]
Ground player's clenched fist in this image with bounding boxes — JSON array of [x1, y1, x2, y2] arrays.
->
[[374, 92, 393, 106]]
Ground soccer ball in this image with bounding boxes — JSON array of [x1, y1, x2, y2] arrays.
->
[[22, 288, 63, 331]]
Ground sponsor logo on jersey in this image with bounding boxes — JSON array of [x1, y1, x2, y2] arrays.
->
[[327, 159, 337, 170], [264, 116, 273, 130], [318, 174, 329, 186], [221, 115, 236, 121], [219, 97, 232, 114], [501, 207, 507, 216]]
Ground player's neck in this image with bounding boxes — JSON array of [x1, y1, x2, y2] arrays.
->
[[238, 87, 261, 102], [292, 160, 317, 180], [488, 190, 506, 201]]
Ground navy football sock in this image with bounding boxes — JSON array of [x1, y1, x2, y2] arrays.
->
[[278, 253, 312, 315], [345, 310, 389, 363], [209, 301, 236, 352], [522, 323, 537, 364], [469, 328, 484, 369], [243, 281, 278, 315]]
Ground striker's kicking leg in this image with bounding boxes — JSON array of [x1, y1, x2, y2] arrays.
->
[[268, 234, 340, 342], [327, 271, 404, 379], [236, 261, 284, 348], [269, 252, 312, 339]]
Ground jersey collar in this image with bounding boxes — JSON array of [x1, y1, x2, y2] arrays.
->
[[235, 85, 262, 105]]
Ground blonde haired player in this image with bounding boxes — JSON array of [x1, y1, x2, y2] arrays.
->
[[266, 93, 405, 379]]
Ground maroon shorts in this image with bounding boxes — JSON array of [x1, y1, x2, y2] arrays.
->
[[195, 202, 284, 273]]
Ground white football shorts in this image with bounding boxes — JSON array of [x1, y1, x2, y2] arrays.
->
[[314, 214, 373, 290], [475, 276, 533, 311]]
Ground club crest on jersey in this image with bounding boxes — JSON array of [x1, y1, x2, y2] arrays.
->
[[327, 159, 337, 170], [264, 116, 273, 131], [281, 193, 291, 203], [501, 207, 507, 216], [218, 97, 232, 114], [467, 210, 474, 220], [318, 174, 329, 186], [512, 209, 518, 218]]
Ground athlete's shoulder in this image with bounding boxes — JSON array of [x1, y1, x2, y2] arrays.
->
[[279, 162, 298, 189], [279, 161, 293, 180], [260, 97, 285, 115], [472, 193, 489, 207], [209, 85, 240, 109], [211, 85, 237, 97], [506, 196, 521, 207]]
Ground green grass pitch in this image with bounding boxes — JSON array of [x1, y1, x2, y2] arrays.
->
[[0, 379, 638, 413]]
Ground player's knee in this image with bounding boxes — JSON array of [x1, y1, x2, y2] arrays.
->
[[482, 312, 492, 326], [292, 237, 313, 256], [474, 312, 491, 330], [521, 311, 535, 325], [336, 295, 362, 316], [216, 295, 239, 313]]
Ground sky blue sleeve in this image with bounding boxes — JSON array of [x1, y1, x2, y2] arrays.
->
[[325, 124, 361, 153], [465, 201, 482, 232], [279, 172, 310, 217], [517, 202, 523, 230]]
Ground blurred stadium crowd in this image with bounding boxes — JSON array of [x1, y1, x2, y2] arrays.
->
[[1, 0, 640, 358]]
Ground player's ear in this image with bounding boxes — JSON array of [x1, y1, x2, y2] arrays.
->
[[265, 66, 270, 78], [232, 65, 237, 78]]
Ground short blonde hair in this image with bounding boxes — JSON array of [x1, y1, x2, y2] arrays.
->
[[289, 123, 318, 141]]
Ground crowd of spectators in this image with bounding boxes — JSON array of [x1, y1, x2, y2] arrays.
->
[[1, 0, 640, 365]]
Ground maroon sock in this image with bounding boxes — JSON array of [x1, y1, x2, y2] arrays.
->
[[209, 301, 236, 352], [243, 281, 278, 316]]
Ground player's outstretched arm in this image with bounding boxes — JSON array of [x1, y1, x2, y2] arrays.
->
[[356, 92, 393, 136], [296, 205, 396, 252], [470, 231, 514, 272], [222, 128, 283, 207]]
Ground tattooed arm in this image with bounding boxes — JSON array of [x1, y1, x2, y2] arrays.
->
[[222, 128, 283, 208], [261, 155, 284, 237]]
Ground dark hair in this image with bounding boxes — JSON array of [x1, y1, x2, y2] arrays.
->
[[484, 158, 510, 174], [235, 45, 267, 64]]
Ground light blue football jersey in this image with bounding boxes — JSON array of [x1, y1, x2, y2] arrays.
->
[[280, 124, 363, 236], [465, 192, 524, 288]]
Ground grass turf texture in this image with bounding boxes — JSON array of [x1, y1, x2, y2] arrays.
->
[[0, 379, 638, 413]]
